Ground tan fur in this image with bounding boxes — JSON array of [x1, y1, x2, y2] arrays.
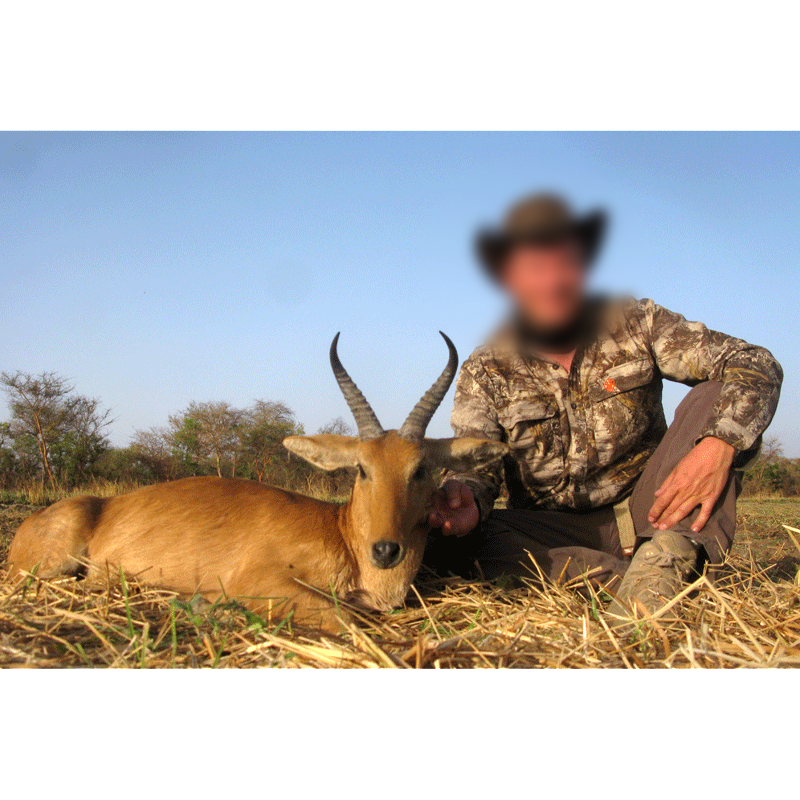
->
[[6, 431, 506, 631]]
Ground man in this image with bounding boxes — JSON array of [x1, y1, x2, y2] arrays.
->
[[425, 193, 783, 623]]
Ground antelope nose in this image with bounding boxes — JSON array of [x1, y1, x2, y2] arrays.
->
[[371, 540, 403, 569]]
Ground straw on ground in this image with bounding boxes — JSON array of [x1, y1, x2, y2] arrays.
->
[[0, 499, 798, 668]]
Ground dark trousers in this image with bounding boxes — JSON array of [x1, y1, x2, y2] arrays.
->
[[424, 382, 744, 590]]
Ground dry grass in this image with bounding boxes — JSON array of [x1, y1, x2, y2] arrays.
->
[[0, 549, 797, 670], [0, 478, 143, 507], [0, 498, 798, 669]]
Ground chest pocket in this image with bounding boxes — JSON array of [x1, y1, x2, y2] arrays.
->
[[498, 399, 564, 495], [591, 358, 655, 399], [590, 358, 656, 452], [500, 400, 559, 450]]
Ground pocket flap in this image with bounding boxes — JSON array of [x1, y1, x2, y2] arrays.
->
[[591, 358, 655, 400], [502, 400, 558, 426], [500, 400, 558, 445]]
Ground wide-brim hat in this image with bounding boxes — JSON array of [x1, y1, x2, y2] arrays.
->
[[476, 193, 607, 275]]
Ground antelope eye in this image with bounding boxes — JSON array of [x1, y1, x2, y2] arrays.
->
[[358, 464, 368, 480], [412, 465, 427, 481]]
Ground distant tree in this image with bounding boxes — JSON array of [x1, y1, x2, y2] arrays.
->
[[0, 427, 40, 486], [130, 427, 176, 482], [239, 400, 303, 482], [0, 422, 18, 486], [761, 435, 784, 462], [166, 414, 205, 476], [317, 416, 354, 437], [125, 400, 306, 486], [1, 371, 74, 485], [94, 446, 149, 485], [0, 371, 110, 487], [743, 435, 784, 495], [776, 457, 800, 496], [167, 401, 245, 477], [190, 401, 244, 478], [50, 395, 112, 484]]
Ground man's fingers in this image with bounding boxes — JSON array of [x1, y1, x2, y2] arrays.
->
[[649, 483, 679, 524], [431, 482, 477, 537], [652, 498, 681, 529], [444, 481, 463, 509], [691, 499, 715, 534], [659, 497, 701, 530], [653, 488, 695, 529], [443, 519, 463, 536], [653, 471, 676, 499]]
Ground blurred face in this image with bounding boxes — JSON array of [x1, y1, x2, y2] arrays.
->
[[497, 239, 587, 332]]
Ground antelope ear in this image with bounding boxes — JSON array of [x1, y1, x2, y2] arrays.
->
[[424, 438, 509, 472], [283, 435, 360, 471]]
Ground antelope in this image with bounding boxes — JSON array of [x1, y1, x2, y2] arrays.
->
[[6, 333, 507, 630]]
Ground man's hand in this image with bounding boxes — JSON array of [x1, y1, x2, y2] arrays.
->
[[648, 437, 735, 534], [427, 480, 480, 537]]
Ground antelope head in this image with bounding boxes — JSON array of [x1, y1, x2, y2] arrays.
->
[[284, 332, 508, 609]]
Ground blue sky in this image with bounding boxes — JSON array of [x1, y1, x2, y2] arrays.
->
[[1, 132, 798, 454]]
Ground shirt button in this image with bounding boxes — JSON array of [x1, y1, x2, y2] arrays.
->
[[571, 402, 577, 410], [576, 447, 583, 453], [552, 364, 559, 370]]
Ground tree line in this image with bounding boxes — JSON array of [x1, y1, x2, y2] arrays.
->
[[0, 371, 355, 498], [740, 435, 800, 497], [0, 370, 797, 499]]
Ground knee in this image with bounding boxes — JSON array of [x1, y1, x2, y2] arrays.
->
[[684, 380, 723, 403], [674, 380, 723, 420]]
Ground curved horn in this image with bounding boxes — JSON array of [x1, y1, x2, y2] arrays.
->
[[330, 333, 385, 440], [398, 331, 459, 440]]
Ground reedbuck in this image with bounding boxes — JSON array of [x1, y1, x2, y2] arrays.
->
[[6, 333, 507, 629]]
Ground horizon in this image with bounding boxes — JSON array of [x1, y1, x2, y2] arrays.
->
[[2, 132, 798, 455]]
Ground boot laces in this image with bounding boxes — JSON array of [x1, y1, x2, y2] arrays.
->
[[647, 552, 680, 569]]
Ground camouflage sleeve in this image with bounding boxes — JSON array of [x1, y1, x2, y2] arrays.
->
[[645, 301, 783, 451], [443, 357, 505, 522]]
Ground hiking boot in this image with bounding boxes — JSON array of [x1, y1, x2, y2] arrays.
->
[[606, 530, 700, 628]]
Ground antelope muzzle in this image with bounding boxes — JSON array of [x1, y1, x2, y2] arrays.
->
[[371, 540, 404, 570]]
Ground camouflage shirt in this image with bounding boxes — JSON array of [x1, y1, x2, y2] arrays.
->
[[447, 297, 783, 520]]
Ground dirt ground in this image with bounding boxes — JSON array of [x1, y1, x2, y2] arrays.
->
[[733, 498, 800, 581]]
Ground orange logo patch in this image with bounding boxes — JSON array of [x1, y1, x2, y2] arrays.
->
[[603, 378, 616, 393]]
